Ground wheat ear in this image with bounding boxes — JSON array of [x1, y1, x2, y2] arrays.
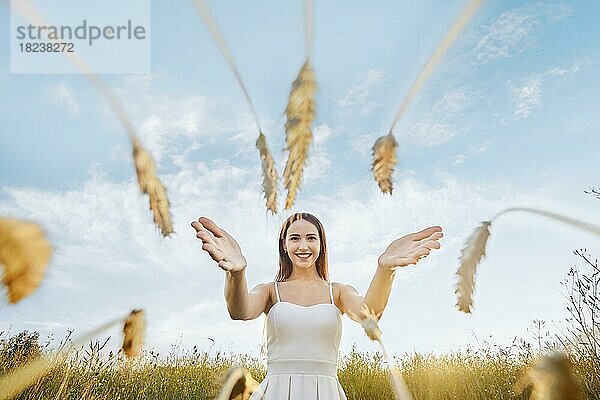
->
[[216, 366, 260, 400], [0, 218, 52, 304], [371, 133, 398, 194], [455, 221, 491, 313], [122, 309, 145, 359], [193, 0, 280, 214], [515, 353, 584, 400], [456, 208, 600, 313], [14, 0, 173, 236], [0, 310, 135, 399], [256, 133, 279, 214], [349, 305, 413, 400], [283, 59, 316, 209], [132, 138, 174, 236]]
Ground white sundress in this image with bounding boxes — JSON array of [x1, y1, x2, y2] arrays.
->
[[250, 280, 347, 400]]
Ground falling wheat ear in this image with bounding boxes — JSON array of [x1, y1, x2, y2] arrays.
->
[[348, 305, 414, 400], [0, 218, 52, 305], [13, 0, 173, 236], [192, 0, 279, 214], [283, 59, 316, 210], [0, 309, 144, 400], [455, 207, 600, 314], [371, 0, 484, 194]]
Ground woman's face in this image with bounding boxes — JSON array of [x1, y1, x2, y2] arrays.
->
[[285, 219, 321, 269]]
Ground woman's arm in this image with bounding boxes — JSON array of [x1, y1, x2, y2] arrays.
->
[[192, 217, 269, 321], [341, 226, 443, 322]]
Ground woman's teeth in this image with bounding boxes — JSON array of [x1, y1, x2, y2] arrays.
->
[[296, 253, 311, 258]]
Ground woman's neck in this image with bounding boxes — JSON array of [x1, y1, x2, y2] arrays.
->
[[287, 265, 322, 281]]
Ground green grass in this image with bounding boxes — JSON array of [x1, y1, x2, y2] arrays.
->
[[1, 332, 598, 400]]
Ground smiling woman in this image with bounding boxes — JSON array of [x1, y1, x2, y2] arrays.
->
[[192, 212, 443, 399]]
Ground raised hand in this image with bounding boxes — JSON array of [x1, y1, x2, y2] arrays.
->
[[378, 226, 443, 269], [191, 217, 247, 273]]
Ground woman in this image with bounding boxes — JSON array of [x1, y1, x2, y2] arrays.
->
[[192, 212, 442, 399]]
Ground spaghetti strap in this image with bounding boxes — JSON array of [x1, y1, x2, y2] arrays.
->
[[328, 281, 334, 305], [274, 281, 280, 302]]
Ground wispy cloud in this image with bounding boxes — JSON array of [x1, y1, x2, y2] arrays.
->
[[509, 75, 542, 119], [474, 3, 572, 63], [547, 58, 591, 78], [337, 68, 385, 117], [46, 82, 80, 115], [406, 87, 470, 148]]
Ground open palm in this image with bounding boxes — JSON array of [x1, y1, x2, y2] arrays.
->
[[378, 226, 443, 269], [191, 217, 247, 272]]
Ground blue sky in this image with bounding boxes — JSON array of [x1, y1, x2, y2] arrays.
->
[[0, 0, 599, 360]]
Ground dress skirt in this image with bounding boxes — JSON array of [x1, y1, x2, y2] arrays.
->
[[249, 359, 347, 400]]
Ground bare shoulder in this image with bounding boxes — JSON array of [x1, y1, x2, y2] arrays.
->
[[251, 282, 276, 312], [250, 282, 274, 297], [331, 282, 359, 296]]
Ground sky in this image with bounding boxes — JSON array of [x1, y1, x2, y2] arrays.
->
[[0, 0, 599, 361]]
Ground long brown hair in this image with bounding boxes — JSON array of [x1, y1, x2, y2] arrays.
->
[[276, 213, 329, 282]]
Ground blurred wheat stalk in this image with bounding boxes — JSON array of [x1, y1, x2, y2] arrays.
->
[[215, 366, 260, 400], [372, 0, 484, 194], [0, 218, 52, 304], [515, 353, 584, 400], [456, 207, 600, 313], [12, 0, 173, 236], [0, 309, 144, 400], [350, 305, 413, 400], [193, 0, 279, 214]]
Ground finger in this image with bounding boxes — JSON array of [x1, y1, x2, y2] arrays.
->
[[191, 221, 205, 232], [196, 230, 216, 245], [420, 240, 441, 250], [411, 226, 442, 241], [419, 231, 443, 244], [198, 217, 225, 238], [413, 248, 430, 258], [201, 243, 224, 262]]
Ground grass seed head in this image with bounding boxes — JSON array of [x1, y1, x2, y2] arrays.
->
[[0, 218, 52, 304]]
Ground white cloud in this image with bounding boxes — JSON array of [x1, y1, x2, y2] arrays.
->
[[546, 58, 590, 78], [406, 87, 470, 148], [46, 82, 80, 114], [407, 121, 458, 148], [474, 3, 572, 63], [509, 75, 542, 119], [337, 68, 385, 116]]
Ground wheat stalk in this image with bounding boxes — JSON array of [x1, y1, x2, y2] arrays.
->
[[13, 0, 173, 236], [515, 353, 584, 400], [256, 132, 278, 214], [215, 366, 260, 400], [349, 305, 413, 400], [122, 309, 145, 359], [456, 208, 600, 313], [0, 310, 136, 399], [0, 218, 52, 304], [371, 133, 398, 194], [455, 221, 491, 313], [375, 0, 484, 193], [283, 60, 316, 209], [192, 0, 280, 214], [132, 138, 174, 236]]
